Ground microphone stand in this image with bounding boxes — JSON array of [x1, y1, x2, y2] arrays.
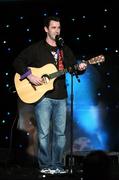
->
[[68, 73, 74, 174], [69, 73, 79, 174], [68, 72, 80, 174]]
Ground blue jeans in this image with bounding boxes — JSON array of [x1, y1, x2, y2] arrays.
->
[[34, 97, 67, 169]]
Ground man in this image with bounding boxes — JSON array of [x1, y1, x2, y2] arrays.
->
[[13, 16, 87, 174]]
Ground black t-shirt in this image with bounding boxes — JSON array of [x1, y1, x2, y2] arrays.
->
[[13, 40, 76, 99]]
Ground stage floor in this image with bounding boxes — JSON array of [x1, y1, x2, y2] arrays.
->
[[0, 163, 119, 180], [0, 166, 81, 180], [1, 148, 119, 180]]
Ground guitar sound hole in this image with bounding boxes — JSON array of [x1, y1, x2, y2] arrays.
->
[[42, 74, 50, 83]]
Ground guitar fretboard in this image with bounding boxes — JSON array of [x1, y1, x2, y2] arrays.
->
[[49, 69, 67, 79]]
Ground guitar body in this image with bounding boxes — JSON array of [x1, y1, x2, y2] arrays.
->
[[14, 64, 58, 104]]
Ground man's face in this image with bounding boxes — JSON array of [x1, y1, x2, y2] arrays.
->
[[44, 20, 61, 40]]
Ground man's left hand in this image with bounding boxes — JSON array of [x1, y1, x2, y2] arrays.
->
[[78, 62, 87, 71]]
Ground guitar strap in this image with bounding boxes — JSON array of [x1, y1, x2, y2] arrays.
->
[[57, 49, 64, 70]]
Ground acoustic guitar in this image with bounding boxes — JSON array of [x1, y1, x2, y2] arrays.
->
[[14, 54, 105, 104]]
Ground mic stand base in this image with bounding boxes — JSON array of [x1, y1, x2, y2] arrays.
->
[[67, 168, 74, 174]]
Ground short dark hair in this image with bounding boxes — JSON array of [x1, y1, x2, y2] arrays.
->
[[43, 16, 60, 28]]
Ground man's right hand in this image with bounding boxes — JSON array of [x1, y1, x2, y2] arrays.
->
[[27, 74, 44, 86]]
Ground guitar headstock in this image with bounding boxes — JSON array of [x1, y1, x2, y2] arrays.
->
[[88, 55, 105, 65]]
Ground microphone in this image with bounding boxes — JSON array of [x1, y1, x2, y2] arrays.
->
[[55, 35, 64, 48]]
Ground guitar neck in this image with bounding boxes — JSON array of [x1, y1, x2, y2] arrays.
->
[[49, 69, 67, 79], [48, 54, 105, 79]]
